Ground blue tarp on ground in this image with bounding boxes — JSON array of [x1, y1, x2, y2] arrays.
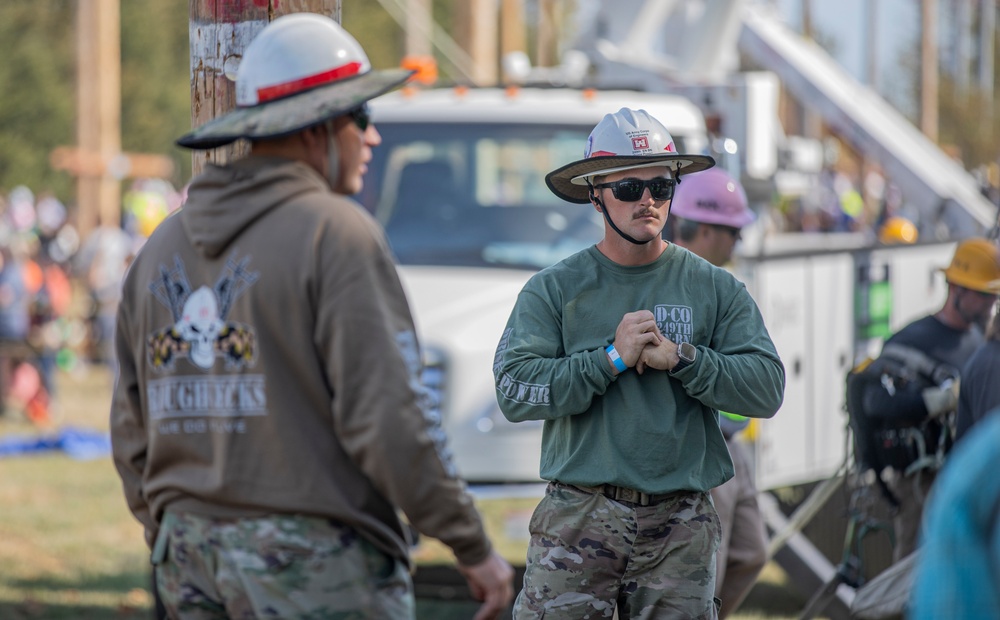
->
[[0, 427, 111, 460]]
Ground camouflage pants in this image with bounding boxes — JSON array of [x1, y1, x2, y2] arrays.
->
[[513, 482, 721, 620], [153, 512, 414, 619]]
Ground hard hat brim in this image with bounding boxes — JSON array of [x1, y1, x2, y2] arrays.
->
[[941, 267, 1000, 294], [676, 208, 757, 229], [176, 69, 413, 150], [545, 154, 716, 204]]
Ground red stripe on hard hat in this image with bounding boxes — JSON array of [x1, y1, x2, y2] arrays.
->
[[256, 61, 363, 103]]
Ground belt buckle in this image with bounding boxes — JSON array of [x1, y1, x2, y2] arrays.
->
[[615, 486, 638, 504]]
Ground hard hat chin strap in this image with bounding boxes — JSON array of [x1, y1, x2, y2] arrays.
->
[[588, 181, 653, 246], [325, 120, 341, 190]]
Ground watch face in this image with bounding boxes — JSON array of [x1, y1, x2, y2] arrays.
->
[[679, 342, 696, 362]]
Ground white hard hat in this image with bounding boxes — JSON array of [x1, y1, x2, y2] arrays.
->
[[177, 13, 412, 150], [545, 108, 715, 204]]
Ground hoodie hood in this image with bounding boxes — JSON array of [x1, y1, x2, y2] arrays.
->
[[181, 157, 328, 258]]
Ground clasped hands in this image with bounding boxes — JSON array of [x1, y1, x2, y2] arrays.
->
[[610, 310, 679, 375]]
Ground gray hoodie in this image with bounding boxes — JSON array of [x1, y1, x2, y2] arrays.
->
[[111, 156, 491, 567]]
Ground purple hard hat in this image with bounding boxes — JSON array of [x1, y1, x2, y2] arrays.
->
[[670, 167, 755, 228]]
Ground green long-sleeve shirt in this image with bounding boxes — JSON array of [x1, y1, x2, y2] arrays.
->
[[494, 244, 785, 494]]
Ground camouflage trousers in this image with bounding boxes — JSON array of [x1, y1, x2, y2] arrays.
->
[[152, 511, 414, 619], [513, 482, 721, 620]]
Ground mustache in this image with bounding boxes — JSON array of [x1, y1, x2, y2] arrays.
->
[[633, 210, 657, 219]]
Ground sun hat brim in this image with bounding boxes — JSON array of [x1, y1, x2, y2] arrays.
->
[[176, 69, 413, 150], [545, 154, 716, 204]]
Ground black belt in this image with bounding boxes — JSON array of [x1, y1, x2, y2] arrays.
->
[[562, 482, 688, 507]]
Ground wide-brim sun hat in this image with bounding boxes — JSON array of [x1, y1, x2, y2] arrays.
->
[[670, 167, 756, 228], [176, 13, 413, 150], [545, 107, 715, 204]]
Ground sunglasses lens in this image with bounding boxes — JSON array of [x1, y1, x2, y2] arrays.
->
[[648, 179, 674, 200], [713, 225, 741, 239], [350, 104, 370, 131], [614, 179, 643, 202]]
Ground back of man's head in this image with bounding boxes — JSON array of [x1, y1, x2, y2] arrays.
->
[[670, 167, 754, 229], [669, 168, 754, 266]]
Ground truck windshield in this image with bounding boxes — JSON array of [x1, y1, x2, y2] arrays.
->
[[357, 122, 611, 270]]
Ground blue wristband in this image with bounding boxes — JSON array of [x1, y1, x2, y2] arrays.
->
[[606, 344, 627, 373]]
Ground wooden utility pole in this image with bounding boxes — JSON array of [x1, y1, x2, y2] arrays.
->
[[454, 0, 498, 85], [954, 0, 971, 93], [61, 0, 178, 238], [979, 0, 995, 103], [188, 0, 341, 175], [801, 0, 812, 40], [500, 0, 526, 61], [536, 0, 557, 67], [76, 0, 120, 237], [864, 0, 877, 88], [920, 0, 938, 142], [406, 0, 432, 57]]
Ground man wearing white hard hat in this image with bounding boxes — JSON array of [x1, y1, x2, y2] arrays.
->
[[494, 108, 784, 618], [670, 167, 767, 619], [111, 13, 513, 619]]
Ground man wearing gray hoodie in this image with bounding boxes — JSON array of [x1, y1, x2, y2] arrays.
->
[[110, 14, 512, 620]]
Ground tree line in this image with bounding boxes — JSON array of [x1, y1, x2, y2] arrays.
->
[[1, 0, 996, 212]]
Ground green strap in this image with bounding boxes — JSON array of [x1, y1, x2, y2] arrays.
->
[[150, 512, 176, 565]]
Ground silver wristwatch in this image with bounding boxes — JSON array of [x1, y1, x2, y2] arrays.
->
[[670, 342, 697, 374]]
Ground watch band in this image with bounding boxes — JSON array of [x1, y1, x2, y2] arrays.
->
[[606, 344, 627, 373]]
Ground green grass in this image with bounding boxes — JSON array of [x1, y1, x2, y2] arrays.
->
[[0, 365, 814, 619], [0, 365, 151, 619]]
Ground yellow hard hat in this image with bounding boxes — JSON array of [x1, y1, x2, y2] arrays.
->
[[941, 237, 1000, 293], [878, 216, 919, 245]]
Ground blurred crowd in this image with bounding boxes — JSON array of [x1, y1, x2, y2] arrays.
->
[[3, 156, 997, 428], [768, 148, 1000, 244], [0, 180, 183, 426]]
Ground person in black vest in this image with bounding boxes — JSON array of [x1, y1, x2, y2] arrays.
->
[[868, 237, 1000, 562], [955, 311, 1000, 444]]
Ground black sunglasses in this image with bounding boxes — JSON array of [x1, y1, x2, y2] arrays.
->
[[348, 103, 371, 131], [963, 286, 997, 300], [593, 177, 676, 202], [710, 224, 742, 240]]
